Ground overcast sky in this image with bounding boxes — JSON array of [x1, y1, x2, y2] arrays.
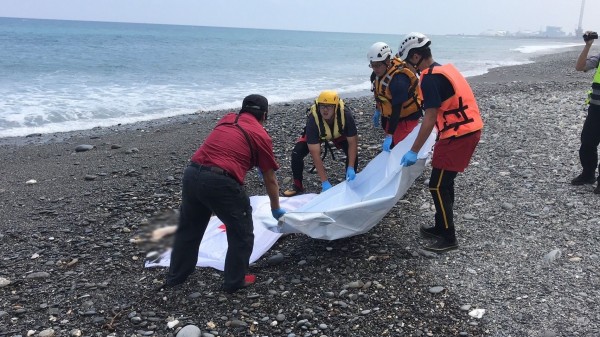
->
[[0, 0, 597, 36]]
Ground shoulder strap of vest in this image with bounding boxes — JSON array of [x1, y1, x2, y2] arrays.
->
[[407, 79, 421, 111], [381, 60, 416, 93], [336, 105, 343, 136], [216, 114, 258, 166], [314, 103, 327, 139], [425, 64, 437, 75]]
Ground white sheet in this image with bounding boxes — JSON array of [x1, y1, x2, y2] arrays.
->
[[271, 124, 436, 240], [145, 124, 435, 270], [144, 194, 316, 270]]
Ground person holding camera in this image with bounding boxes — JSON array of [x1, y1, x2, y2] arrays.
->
[[572, 31, 600, 194]]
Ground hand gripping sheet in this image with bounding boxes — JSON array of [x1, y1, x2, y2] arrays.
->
[[270, 124, 436, 240]]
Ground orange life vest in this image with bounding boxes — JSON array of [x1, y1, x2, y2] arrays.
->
[[421, 64, 483, 140], [374, 57, 422, 119]]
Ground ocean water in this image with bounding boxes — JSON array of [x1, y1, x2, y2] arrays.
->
[[0, 17, 582, 138]]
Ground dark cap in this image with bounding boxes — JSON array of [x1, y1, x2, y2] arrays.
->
[[240, 94, 268, 118]]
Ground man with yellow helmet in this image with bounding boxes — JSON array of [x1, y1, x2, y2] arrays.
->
[[283, 90, 359, 196]]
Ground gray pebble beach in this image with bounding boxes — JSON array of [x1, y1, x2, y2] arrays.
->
[[0, 48, 599, 337]]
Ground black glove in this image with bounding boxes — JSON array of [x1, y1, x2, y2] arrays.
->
[[583, 31, 598, 42]]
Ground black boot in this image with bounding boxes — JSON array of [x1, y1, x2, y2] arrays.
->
[[420, 225, 444, 239], [424, 237, 459, 252], [571, 173, 596, 185]]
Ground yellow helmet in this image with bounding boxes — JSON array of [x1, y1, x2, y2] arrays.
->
[[316, 90, 340, 106]]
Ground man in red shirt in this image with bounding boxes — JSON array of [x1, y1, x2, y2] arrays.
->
[[163, 94, 286, 293]]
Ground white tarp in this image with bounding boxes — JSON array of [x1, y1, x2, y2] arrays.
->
[[145, 194, 316, 270], [145, 124, 435, 271], [270, 124, 436, 240]]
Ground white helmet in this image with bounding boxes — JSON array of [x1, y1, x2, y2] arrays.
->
[[397, 32, 431, 61], [367, 42, 392, 63]]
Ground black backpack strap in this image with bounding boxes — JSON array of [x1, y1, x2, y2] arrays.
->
[[216, 114, 258, 166], [308, 140, 336, 174], [336, 106, 344, 136]]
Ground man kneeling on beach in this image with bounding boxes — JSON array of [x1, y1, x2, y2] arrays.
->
[[283, 90, 359, 196], [160, 94, 286, 293]]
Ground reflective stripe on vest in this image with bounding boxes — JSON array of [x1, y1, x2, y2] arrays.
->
[[309, 99, 346, 141], [421, 64, 483, 140], [590, 63, 600, 106], [374, 58, 422, 118]]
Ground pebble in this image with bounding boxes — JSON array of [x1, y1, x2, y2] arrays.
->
[[345, 280, 364, 289], [544, 249, 562, 263], [75, 144, 94, 152], [39, 329, 55, 337], [428, 286, 445, 294], [0, 277, 10, 287], [177, 325, 201, 337], [418, 249, 439, 258], [26, 272, 50, 279], [468, 309, 486, 319], [268, 253, 284, 265], [227, 319, 247, 327]]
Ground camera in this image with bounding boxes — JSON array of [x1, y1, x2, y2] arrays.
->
[[583, 31, 598, 42]]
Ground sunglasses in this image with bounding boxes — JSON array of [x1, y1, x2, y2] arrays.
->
[[369, 62, 386, 69]]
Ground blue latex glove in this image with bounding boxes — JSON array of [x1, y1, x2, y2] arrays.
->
[[400, 150, 418, 167], [321, 180, 332, 192], [382, 135, 393, 152], [257, 167, 263, 180], [271, 208, 286, 220], [372, 109, 381, 128], [346, 167, 356, 181]]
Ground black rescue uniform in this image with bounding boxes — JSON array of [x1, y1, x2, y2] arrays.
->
[[289, 104, 358, 191]]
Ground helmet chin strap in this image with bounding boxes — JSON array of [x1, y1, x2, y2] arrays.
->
[[407, 55, 424, 75]]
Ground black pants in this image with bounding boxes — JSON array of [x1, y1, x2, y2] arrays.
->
[[290, 140, 357, 185], [579, 105, 600, 180], [429, 168, 458, 241], [167, 165, 254, 292]]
